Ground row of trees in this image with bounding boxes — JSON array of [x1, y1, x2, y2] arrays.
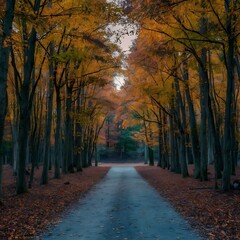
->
[[120, 0, 240, 191], [0, 0, 122, 199]]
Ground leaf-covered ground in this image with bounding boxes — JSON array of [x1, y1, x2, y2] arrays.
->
[[0, 165, 110, 239], [136, 165, 240, 240], [2, 164, 240, 239]]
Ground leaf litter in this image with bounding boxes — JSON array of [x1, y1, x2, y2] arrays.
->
[[136, 165, 240, 240], [0, 165, 110, 239]]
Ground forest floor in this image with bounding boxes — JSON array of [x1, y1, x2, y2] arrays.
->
[[136, 165, 240, 240], [0, 165, 110, 239], [1, 163, 240, 239]]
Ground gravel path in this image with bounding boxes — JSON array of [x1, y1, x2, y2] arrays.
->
[[41, 167, 201, 240]]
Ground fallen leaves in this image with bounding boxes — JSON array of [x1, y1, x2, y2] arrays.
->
[[0, 166, 110, 239], [136, 165, 240, 240]]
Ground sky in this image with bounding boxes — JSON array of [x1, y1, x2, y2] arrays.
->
[[107, 0, 138, 90], [112, 26, 137, 90]]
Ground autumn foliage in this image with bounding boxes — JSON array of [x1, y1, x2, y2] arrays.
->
[[1, 0, 240, 238], [117, 0, 240, 190]]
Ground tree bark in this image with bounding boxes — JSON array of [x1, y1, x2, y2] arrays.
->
[[0, 0, 15, 200], [12, 122, 19, 174], [17, 8, 40, 193], [64, 81, 74, 173], [54, 87, 61, 179], [199, 48, 208, 181], [183, 55, 201, 178], [41, 42, 54, 184], [163, 112, 169, 168], [222, 0, 236, 190], [196, 11, 222, 186], [157, 121, 163, 167], [174, 78, 188, 177], [74, 85, 83, 172], [148, 146, 154, 166], [170, 89, 180, 173]]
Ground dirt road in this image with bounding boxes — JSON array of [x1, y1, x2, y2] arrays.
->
[[41, 167, 201, 240]]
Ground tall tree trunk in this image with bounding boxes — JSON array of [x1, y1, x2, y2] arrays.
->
[[207, 118, 214, 164], [157, 120, 163, 167], [209, 50, 225, 177], [0, 155, 2, 204], [17, 13, 39, 194], [222, 0, 236, 190], [35, 94, 43, 168], [11, 101, 19, 175], [74, 85, 83, 172], [29, 121, 37, 188], [148, 146, 154, 166], [143, 117, 154, 166], [197, 1, 223, 187], [28, 95, 37, 188], [169, 128, 174, 172], [197, 54, 223, 187], [163, 112, 169, 168], [12, 121, 19, 174], [235, 56, 240, 80], [94, 144, 98, 167], [88, 127, 94, 166], [199, 7, 209, 180], [64, 82, 74, 173], [183, 56, 200, 178], [234, 55, 240, 167], [0, 0, 15, 200], [82, 140, 88, 168], [41, 44, 54, 184], [170, 89, 180, 173], [54, 87, 61, 179], [174, 78, 188, 177], [199, 48, 208, 181], [17, 102, 31, 194], [106, 116, 110, 148]]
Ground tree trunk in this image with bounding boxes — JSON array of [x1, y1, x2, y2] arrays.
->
[[74, 88, 83, 172], [235, 56, 240, 80], [0, 155, 2, 204], [17, 102, 30, 194], [163, 112, 169, 168], [198, 55, 223, 187], [64, 82, 74, 173], [174, 78, 188, 177], [28, 105, 38, 188], [54, 87, 61, 179], [197, 2, 222, 187], [75, 124, 83, 171], [199, 8, 209, 180], [94, 144, 98, 167], [207, 119, 214, 164], [148, 146, 154, 166], [17, 15, 39, 194], [82, 142, 88, 168], [222, 4, 235, 190], [88, 127, 94, 166], [199, 48, 208, 181], [183, 56, 201, 178], [41, 42, 54, 184], [170, 90, 180, 173], [12, 111, 19, 175], [0, 0, 15, 200], [157, 121, 163, 167]]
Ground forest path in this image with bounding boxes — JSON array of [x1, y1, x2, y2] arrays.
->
[[41, 166, 201, 240]]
